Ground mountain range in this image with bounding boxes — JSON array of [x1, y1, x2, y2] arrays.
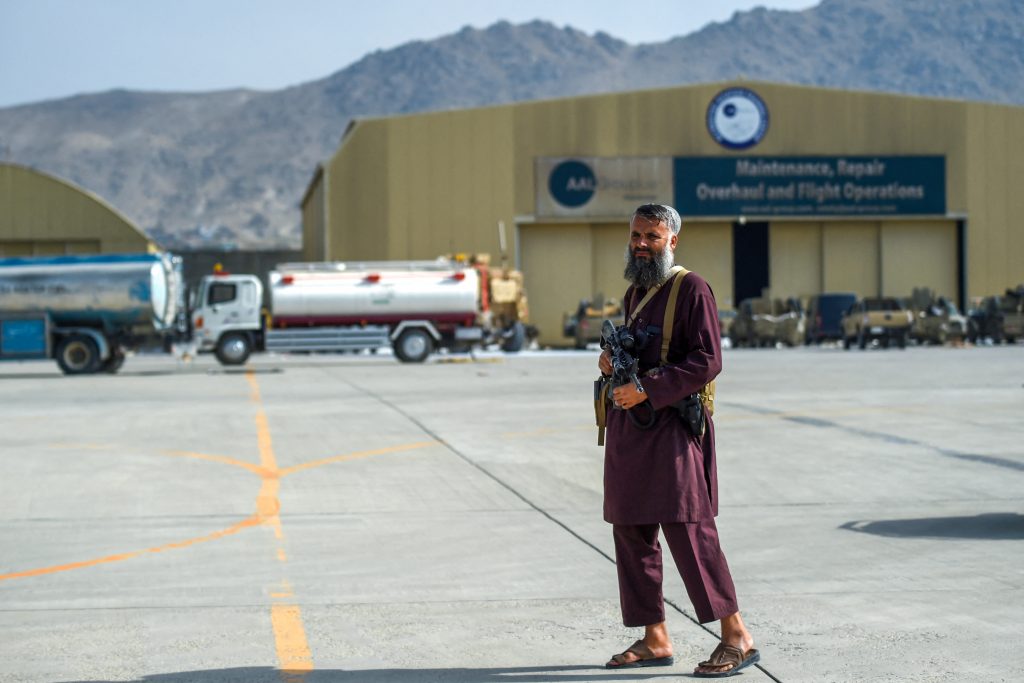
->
[[1, 0, 1021, 249]]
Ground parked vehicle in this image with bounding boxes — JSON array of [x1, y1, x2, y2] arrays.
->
[[840, 297, 913, 349], [0, 253, 185, 374], [563, 294, 623, 349], [770, 297, 807, 347], [191, 257, 534, 364], [718, 309, 737, 344], [732, 297, 805, 347], [730, 297, 771, 347], [805, 292, 857, 344], [907, 287, 967, 345], [967, 286, 1024, 344]]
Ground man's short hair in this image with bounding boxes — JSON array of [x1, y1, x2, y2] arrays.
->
[[632, 204, 681, 235]]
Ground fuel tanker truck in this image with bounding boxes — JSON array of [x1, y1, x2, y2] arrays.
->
[[190, 257, 534, 364], [0, 253, 185, 374]]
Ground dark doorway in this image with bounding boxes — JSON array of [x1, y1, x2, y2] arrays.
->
[[733, 221, 769, 304]]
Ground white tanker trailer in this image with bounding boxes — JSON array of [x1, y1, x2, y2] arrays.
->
[[0, 253, 186, 374], [191, 258, 531, 364]]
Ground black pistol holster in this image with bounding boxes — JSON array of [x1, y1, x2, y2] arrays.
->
[[673, 392, 705, 439]]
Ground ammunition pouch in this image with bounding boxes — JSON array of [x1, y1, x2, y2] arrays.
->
[[698, 380, 715, 417]]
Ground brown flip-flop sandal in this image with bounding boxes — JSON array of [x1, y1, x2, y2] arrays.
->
[[605, 639, 675, 669], [693, 642, 760, 677]]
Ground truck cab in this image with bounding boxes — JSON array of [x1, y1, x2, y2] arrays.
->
[[191, 274, 264, 365]]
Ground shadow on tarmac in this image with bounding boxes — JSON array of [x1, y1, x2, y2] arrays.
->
[[840, 512, 1024, 540], [60, 665, 692, 682]]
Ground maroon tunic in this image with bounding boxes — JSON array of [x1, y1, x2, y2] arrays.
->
[[603, 271, 722, 524]]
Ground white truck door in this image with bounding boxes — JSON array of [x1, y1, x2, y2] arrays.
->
[[202, 277, 260, 333]]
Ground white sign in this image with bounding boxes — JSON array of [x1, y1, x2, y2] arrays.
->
[[536, 157, 673, 218]]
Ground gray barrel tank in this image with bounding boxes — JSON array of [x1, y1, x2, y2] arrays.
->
[[0, 253, 182, 331]]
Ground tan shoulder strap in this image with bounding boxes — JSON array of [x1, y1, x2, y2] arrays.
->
[[660, 267, 691, 364], [627, 265, 685, 327]]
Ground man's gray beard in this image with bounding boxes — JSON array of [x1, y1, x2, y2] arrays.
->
[[624, 245, 675, 289]]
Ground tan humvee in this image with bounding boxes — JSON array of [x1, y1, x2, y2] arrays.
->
[[563, 294, 624, 349], [733, 296, 806, 347], [908, 287, 968, 345]]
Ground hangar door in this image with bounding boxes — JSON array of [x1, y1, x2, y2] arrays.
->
[[520, 222, 733, 347], [519, 223, 596, 348], [879, 221, 958, 300], [769, 220, 958, 301]]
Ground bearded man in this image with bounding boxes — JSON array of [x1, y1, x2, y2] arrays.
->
[[599, 204, 759, 678]]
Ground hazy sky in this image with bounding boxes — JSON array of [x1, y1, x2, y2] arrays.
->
[[0, 0, 818, 108]]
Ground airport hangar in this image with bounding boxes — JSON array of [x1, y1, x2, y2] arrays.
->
[[0, 163, 156, 256], [300, 79, 1024, 347]]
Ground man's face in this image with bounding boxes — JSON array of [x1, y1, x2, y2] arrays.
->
[[623, 215, 679, 289], [629, 216, 677, 260]]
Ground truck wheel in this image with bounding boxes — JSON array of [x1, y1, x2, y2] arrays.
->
[[857, 330, 867, 350], [56, 335, 100, 375], [501, 322, 526, 353], [216, 333, 252, 365], [394, 328, 433, 363], [897, 331, 908, 349], [101, 349, 126, 374], [843, 336, 851, 350]]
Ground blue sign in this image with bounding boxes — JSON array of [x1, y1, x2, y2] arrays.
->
[[675, 156, 946, 217], [548, 159, 597, 208]]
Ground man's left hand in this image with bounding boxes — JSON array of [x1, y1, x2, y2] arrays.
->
[[612, 383, 649, 410]]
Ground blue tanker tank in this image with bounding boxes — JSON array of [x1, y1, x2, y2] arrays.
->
[[0, 253, 185, 374]]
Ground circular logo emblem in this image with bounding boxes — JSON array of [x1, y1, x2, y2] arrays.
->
[[706, 88, 769, 150], [548, 159, 596, 208]]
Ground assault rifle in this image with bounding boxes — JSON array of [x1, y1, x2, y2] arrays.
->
[[600, 320, 657, 430]]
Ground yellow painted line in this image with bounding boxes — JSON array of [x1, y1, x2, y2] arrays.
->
[[278, 441, 438, 477], [271, 604, 314, 674], [162, 449, 271, 477], [0, 515, 261, 582], [246, 370, 314, 678], [2, 365, 426, 640]]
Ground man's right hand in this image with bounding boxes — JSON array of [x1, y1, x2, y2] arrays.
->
[[599, 349, 612, 376]]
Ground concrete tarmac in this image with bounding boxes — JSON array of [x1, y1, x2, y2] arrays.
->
[[1, 345, 1022, 682]]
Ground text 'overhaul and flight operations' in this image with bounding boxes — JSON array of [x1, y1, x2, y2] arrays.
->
[[535, 87, 946, 220]]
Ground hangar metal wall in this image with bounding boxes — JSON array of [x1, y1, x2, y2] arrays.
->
[[965, 102, 1024, 297], [0, 163, 153, 256], [302, 80, 1024, 345]]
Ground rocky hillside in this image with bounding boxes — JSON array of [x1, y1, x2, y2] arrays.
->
[[1, 0, 1021, 249]]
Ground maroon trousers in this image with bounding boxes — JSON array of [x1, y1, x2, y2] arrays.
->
[[613, 519, 739, 625]]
